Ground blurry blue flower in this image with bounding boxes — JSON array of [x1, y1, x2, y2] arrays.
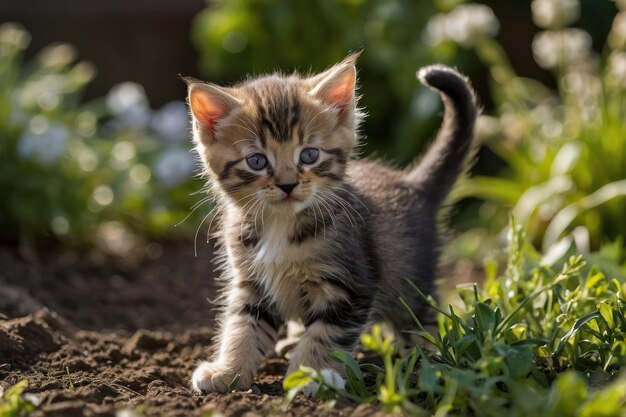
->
[[106, 82, 151, 130], [154, 147, 195, 186], [17, 121, 68, 166], [150, 101, 190, 143], [531, 0, 580, 29]]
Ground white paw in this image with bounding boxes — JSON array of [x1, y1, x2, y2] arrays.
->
[[302, 368, 346, 398], [192, 361, 243, 393]]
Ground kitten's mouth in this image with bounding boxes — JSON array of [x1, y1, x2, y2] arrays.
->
[[278, 196, 302, 204]]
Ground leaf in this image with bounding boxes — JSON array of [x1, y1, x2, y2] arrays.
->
[[0, 379, 37, 416], [418, 358, 438, 395], [359, 363, 384, 374], [474, 302, 496, 336], [331, 351, 369, 398], [399, 298, 443, 350], [504, 346, 534, 379], [282, 367, 316, 390], [543, 179, 626, 249], [598, 302, 615, 329], [552, 311, 602, 358], [227, 374, 240, 392], [402, 330, 441, 349], [452, 176, 522, 202], [510, 338, 549, 347]]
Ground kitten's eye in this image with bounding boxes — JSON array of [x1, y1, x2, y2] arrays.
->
[[299, 148, 320, 165], [246, 153, 268, 171]]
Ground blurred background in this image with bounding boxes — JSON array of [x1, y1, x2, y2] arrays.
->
[[1, 0, 625, 275]]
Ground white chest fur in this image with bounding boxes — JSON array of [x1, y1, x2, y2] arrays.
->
[[252, 213, 313, 318]]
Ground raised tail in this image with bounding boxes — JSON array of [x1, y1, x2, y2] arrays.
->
[[407, 65, 478, 204]]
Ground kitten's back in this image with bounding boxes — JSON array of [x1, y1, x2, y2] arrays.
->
[[346, 66, 477, 331]]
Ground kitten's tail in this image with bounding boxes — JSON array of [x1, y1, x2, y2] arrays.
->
[[406, 65, 478, 204]]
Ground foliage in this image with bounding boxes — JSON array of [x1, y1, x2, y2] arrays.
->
[[0, 23, 203, 248], [441, 0, 626, 253], [284, 220, 626, 416], [191, 0, 465, 161], [0, 380, 38, 417]]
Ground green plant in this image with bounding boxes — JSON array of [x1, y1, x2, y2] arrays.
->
[[191, 0, 469, 162], [434, 0, 626, 254], [0, 380, 38, 417], [0, 23, 204, 249], [284, 220, 626, 416]]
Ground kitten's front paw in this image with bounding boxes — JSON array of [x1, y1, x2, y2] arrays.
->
[[301, 368, 347, 398], [192, 362, 244, 393]]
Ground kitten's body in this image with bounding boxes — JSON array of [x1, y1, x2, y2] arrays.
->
[[186, 56, 477, 394]]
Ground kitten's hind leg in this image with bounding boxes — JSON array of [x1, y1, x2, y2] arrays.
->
[[192, 282, 280, 393]]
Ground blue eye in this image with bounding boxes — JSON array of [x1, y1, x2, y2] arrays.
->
[[246, 153, 268, 170], [299, 148, 320, 165]]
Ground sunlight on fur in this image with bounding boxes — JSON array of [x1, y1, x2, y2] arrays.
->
[[185, 53, 477, 396]]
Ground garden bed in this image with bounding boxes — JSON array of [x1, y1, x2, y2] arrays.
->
[[0, 244, 385, 416]]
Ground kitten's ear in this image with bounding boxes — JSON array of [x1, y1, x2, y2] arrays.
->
[[187, 81, 242, 130], [309, 55, 358, 110]]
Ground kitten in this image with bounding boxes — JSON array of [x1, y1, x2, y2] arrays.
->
[[186, 54, 477, 395]]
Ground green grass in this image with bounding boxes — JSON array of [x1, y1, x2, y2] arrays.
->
[[285, 219, 626, 416], [66, 367, 75, 390], [446, 4, 626, 254]]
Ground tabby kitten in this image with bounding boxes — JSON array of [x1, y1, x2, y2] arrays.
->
[[187, 54, 477, 395]]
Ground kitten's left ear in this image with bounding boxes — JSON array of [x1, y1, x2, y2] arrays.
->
[[309, 54, 359, 111]]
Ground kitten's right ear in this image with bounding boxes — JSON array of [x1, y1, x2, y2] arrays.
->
[[187, 82, 242, 130]]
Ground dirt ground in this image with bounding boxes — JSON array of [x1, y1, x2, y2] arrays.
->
[[0, 242, 393, 417]]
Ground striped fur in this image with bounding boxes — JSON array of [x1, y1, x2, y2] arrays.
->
[[187, 56, 478, 394]]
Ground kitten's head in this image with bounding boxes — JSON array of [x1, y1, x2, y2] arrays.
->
[[187, 54, 361, 214]]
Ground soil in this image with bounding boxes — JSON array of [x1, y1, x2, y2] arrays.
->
[[0, 242, 391, 417]]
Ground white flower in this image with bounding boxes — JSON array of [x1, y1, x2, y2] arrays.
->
[[532, 29, 591, 69], [39, 43, 77, 69], [106, 82, 151, 130], [608, 11, 626, 50], [150, 101, 190, 143], [319, 368, 346, 390], [19, 74, 65, 109], [422, 14, 448, 46], [608, 52, 626, 88], [17, 121, 68, 165], [0, 23, 31, 50], [531, 0, 580, 29], [154, 147, 195, 186], [423, 5, 499, 47], [446, 5, 500, 46]]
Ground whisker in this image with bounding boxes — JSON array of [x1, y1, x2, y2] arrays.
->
[[194, 207, 219, 257], [230, 122, 261, 141], [303, 107, 331, 137], [232, 138, 257, 146]]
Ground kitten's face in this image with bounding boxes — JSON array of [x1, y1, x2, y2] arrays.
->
[[188, 56, 359, 214]]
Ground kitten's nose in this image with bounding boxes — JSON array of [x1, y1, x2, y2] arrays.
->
[[276, 182, 298, 195]]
